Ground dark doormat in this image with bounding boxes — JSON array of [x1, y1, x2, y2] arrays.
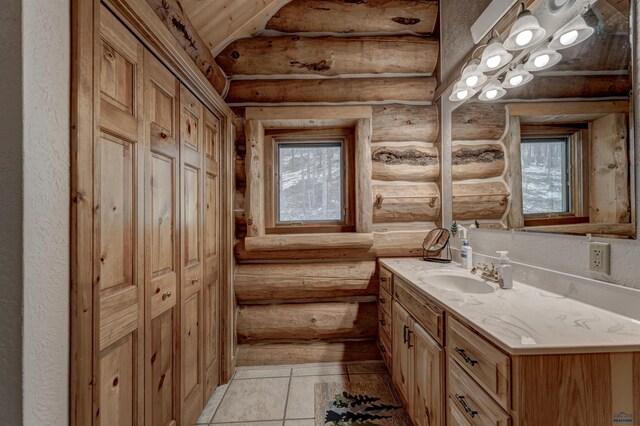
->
[[315, 381, 412, 425]]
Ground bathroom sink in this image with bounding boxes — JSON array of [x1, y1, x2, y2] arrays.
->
[[417, 272, 496, 294]]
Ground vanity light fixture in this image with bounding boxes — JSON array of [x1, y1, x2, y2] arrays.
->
[[478, 32, 514, 72], [504, 6, 547, 50], [479, 80, 507, 101], [502, 64, 533, 89], [449, 80, 477, 102], [524, 43, 563, 71], [460, 58, 488, 88], [549, 15, 594, 50]]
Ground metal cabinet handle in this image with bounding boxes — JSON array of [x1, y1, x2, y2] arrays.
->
[[403, 325, 409, 344], [455, 394, 478, 418], [192, 278, 199, 284], [379, 297, 386, 304], [407, 330, 414, 348], [161, 291, 172, 301], [379, 319, 386, 326], [455, 347, 478, 366]]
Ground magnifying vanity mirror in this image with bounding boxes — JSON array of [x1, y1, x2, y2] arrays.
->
[[448, 0, 635, 239]]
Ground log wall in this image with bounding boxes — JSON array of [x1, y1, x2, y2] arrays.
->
[[451, 103, 510, 228], [222, 0, 441, 365]]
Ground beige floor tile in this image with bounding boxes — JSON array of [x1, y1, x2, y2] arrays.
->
[[212, 377, 290, 423], [346, 361, 389, 375], [285, 375, 348, 419], [195, 384, 229, 424], [291, 365, 347, 376], [235, 368, 292, 379], [212, 422, 283, 426], [284, 419, 314, 426]]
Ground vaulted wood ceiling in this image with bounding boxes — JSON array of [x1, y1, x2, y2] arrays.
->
[[179, 0, 293, 55]]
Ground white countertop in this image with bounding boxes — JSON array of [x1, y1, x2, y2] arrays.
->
[[380, 258, 640, 355]]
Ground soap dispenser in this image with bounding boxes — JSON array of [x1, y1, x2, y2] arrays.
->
[[496, 251, 513, 289], [460, 228, 472, 270]]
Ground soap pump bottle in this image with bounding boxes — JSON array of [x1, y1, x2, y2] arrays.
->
[[496, 251, 513, 289], [460, 228, 472, 270]]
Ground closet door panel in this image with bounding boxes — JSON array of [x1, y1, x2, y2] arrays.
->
[[203, 110, 221, 398], [180, 84, 205, 425], [144, 50, 180, 426], [96, 6, 145, 425]]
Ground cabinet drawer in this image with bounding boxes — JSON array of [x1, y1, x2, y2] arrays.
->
[[448, 360, 510, 426], [378, 308, 392, 341], [379, 266, 393, 295], [394, 277, 443, 344], [447, 316, 510, 410], [379, 286, 392, 316]]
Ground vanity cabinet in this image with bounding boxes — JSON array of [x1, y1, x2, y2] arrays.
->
[[380, 261, 640, 426], [391, 296, 444, 425]]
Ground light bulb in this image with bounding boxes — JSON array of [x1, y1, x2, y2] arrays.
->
[[486, 89, 498, 99], [515, 30, 534, 46], [456, 90, 469, 100], [560, 29, 578, 46], [465, 75, 479, 87], [509, 75, 524, 86], [486, 55, 502, 69], [533, 54, 550, 68]]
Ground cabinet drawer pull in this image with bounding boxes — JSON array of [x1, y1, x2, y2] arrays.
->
[[380, 346, 387, 354], [161, 291, 172, 301], [379, 319, 386, 326], [407, 330, 414, 348], [403, 325, 409, 344], [192, 278, 199, 284], [380, 277, 387, 282], [455, 394, 478, 418], [379, 297, 387, 304], [455, 347, 478, 366]]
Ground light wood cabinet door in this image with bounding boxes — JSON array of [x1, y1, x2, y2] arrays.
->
[[392, 301, 411, 405], [411, 321, 444, 426], [143, 50, 180, 426], [96, 6, 145, 425], [203, 108, 221, 400], [180, 84, 205, 425]]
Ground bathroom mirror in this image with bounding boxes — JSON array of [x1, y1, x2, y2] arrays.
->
[[449, 0, 635, 239]]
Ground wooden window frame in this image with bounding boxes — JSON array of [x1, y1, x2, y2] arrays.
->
[[243, 106, 374, 251], [265, 129, 356, 234]]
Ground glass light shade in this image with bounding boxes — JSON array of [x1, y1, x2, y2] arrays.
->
[[478, 36, 513, 71], [549, 16, 594, 50], [504, 10, 547, 50], [502, 65, 534, 89], [478, 81, 507, 101], [460, 59, 487, 88], [524, 44, 563, 71], [449, 80, 477, 102]]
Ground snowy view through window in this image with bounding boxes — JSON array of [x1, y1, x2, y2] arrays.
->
[[278, 143, 343, 222], [521, 138, 568, 215]]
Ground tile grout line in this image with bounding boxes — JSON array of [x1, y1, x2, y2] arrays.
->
[[208, 379, 232, 425], [281, 368, 294, 423]]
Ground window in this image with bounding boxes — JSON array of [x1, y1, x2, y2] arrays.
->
[[277, 142, 344, 223], [265, 129, 355, 233], [521, 137, 571, 216]]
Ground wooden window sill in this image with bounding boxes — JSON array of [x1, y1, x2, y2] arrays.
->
[[244, 232, 374, 252]]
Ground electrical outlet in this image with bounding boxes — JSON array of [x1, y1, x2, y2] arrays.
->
[[589, 242, 611, 274]]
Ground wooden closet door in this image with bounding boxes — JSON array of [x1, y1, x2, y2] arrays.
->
[[180, 84, 205, 425], [143, 50, 181, 426], [203, 109, 221, 399], [96, 6, 145, 425]]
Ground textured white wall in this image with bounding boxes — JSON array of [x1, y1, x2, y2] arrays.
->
[[22, 0, 70, 424]]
